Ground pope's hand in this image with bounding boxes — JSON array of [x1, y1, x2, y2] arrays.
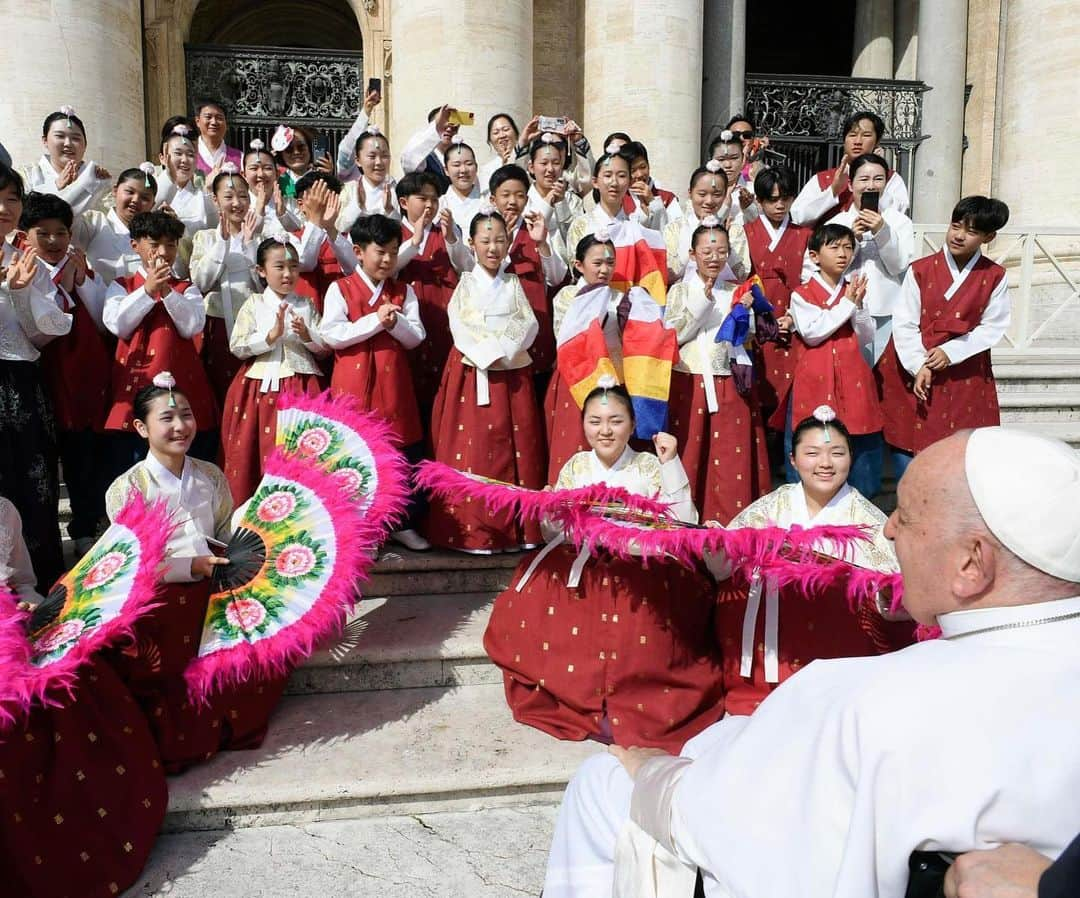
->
[[609, 745, 672, 781]]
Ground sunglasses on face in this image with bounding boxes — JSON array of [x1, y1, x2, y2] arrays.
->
[[730, 130, 754, 140]]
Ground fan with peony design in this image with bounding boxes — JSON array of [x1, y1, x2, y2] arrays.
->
[[275, 389, 410, 529], [0, 493, 173, 730], [183, 445, 400, 704]]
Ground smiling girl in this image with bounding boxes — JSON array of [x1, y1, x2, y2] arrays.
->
[[73, 166, 159, 283], [711, 408, 911, 715], [485, 383, 724, 752], [105, 374, 286, 771], [425, 207, 546, 553], [220, 235, 328, 503], [21, 106, 111, 215]]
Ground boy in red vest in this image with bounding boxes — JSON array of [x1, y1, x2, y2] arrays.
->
[[489, 163, 568, 380], [878, 196, 1010, 459], [393, 170, 470, 412], [103, 210, 217, 472], [20, 192, 110, 553], [321, 213, 430, 551]]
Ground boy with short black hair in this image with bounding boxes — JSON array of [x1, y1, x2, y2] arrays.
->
[[102, 210, 217, 464], [730, 166, 814, 443], [394, 170, 470, 409], [788, 223, 883, 496], [878, 195, 1011, 457], [284, 170, 357, 314], [489, 163, 567, 374], [321, 213, 429, 550], [618, 140, 681, 229], [20, 191, 110, 552]]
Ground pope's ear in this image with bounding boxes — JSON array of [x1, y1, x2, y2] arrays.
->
[[952, 532, 997, 601]]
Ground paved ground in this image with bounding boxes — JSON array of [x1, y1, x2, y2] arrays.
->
[[132, 805, 558, 897]]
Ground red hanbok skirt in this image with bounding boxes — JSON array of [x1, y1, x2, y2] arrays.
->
[[668, 371, 771, 523], [107, 580, 289, 774], [0, 660, 167, 898], [201, 315, 243, 409], [220, 369, 326, 505], [543, 371, 589, 484], [714, 573, 915, 716], [484, 544, 725, 753], [756, 339, 800, 422], [425, 351, 546, 551], [408, 283, 456, 413]]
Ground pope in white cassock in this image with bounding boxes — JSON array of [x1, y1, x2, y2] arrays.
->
[[543, 426, 1080, 898]]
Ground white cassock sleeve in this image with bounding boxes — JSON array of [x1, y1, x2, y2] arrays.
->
[[189, 229, 229, 293], [939, 273, 1011, 366]]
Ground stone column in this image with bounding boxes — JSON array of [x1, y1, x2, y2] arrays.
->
[[0, 0, 145, 171], [913, 0, 968, 221], [388, 0, 532, 178], [995, 0, 1080, 225], [852, 0, 895, 79], [583, 0, 704, 192], [701, 0, 747, 153], [893, 0, 918, 80]]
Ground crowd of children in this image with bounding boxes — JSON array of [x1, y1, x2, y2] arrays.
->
[[0, 94, 1016, 895]]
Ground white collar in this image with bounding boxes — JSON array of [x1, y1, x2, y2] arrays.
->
[[793, 481, 852, 525], [810, 272, 847, 304], [590, 445, 634, 476], [946, 246, 980, 276], [593, 204, 627, 225], [262, 286, 295, 304], [938, 595, 1080, 639], [106, 208, 131, 235], [361, 174, 387, 193], [471, 265, 504, 289], [355, 267, 386, 302], [759, 214, 790, 248], [144, 451, 189, 491], [198, 136, 226, 165], [449, 184, 481, 201]]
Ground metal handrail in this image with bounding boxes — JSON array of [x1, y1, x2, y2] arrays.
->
[[912, 225, 1080, 351]]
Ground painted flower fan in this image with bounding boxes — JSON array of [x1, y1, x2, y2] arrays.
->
[[0, 493, 172, 730], [184, 449, 377, 703], [275, 389, 410, 531]]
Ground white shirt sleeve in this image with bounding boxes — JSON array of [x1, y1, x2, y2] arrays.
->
[[390, 284, 426, 349], [162, 283, 206, 339], [75, 270, 108, 331], [319, 280, 383, 348], [336, 109, 371, 180], [790, 174, 837, 225], [189, 230, 228, 293], [103, 281, 156, 339], [540, 243, 569, 286], [872, 212, 914, 277], [940, 273, 1011, 366], [660, 458, 698, 525], [790, 290, 860, 346], [892, 268, 927, 376], [59, 161, 111, 218], [393, 237, 420, 275], [399, 121, 441, 175], [882, 171, 910, 216], [329, 233, 358, 274], [446, 230, 475, 273]]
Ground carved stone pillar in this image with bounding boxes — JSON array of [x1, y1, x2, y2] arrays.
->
[[0, 0, 145, 170]]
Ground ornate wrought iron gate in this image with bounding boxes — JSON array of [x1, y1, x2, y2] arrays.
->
[[744, 73, 928, 197], [185, 44, 364, 160]]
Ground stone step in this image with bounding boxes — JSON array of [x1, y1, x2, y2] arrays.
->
[[997, 390, 1080, 422], [1003, 420, 1080, 448], [365, 547, 521, 597], [994, 364, 1080, 392], [137, 805, 559, 897], [164, 682, 601, 832], [288, 591, 500, 695]]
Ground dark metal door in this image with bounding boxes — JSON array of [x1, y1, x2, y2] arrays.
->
[[185, 43, 364, 160]]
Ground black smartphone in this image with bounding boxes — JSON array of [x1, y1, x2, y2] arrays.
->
[[313, 134, 331, 161], [367, 77, 382, 96], [861, 190, 880, 212]]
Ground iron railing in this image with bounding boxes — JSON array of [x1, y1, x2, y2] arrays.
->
[[913, 225, 1080, 351], [742, 73, 929, 200], [184, 44, 364, 161]]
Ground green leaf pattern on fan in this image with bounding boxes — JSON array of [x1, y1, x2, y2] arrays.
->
[[29, 531, 139, 667], [276, 411, 379, 513], [198, 473, 339, 653]]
